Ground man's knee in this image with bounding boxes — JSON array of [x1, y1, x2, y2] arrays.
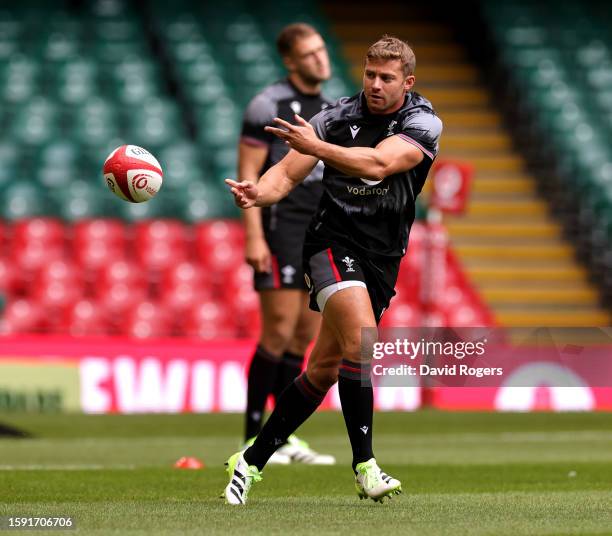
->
[[260, 315, 295, 355], [338, 334, 363, 363], [288, 325, 317, 355], [306, 361, 339, 392]]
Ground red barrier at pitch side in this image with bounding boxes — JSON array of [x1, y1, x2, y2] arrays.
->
[[0, 335, 610, 412]]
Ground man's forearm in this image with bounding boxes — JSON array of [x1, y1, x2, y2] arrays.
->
[[239, 171, 265, 239], [242, 205, 265, 239], [253, 166, 295, 207], [312, 140, 387, 182]]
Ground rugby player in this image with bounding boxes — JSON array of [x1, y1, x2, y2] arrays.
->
[[225, 35, 442, 504]]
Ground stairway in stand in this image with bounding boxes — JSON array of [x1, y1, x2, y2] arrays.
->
[[323, 1, 611, 327]]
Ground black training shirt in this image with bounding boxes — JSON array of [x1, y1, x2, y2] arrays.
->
[[307, 91, 442, 259]]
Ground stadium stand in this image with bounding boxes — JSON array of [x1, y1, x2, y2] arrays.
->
[[475, 0, 612, 310], [0, 0, 494, 337]]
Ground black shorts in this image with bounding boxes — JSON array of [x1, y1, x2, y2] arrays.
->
[[303, 242, 401, 323], [253, 219, 309, 291]]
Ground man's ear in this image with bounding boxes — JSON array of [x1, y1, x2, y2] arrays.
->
[[405, 75, 416, 92], [282, 55, 295, 73]]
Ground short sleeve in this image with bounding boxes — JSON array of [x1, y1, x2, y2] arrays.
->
[[309, 108, 330, 141], [240, 93, 276, 147], [397, 111, 443, 161]]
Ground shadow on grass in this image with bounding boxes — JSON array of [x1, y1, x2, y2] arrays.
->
[[0, 422, 31, 438]]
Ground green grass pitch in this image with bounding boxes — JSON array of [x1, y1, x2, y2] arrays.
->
[[1, 411, 611, 535]]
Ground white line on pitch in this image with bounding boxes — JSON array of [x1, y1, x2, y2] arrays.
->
[[0, 464, 137, 471]]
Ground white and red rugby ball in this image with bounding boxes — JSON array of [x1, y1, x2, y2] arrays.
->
[[103, 145, 163, 203]]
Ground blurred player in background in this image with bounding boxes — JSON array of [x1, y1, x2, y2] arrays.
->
[[225, 36, 442, 504], [238, 23, 335, 464]]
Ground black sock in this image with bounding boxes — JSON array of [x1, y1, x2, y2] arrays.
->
[[338, 358, 374, 471], [244, 345, 281, 442], [244, 372, 326, 470], [272, 351, 304, 401]]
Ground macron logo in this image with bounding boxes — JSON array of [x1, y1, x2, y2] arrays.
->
[[350, 125, 360, 139]]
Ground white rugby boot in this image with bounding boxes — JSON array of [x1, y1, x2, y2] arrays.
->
[[275, 434, 336, 465], [223, 451, 262, 505], [354, 458, 402, 503]]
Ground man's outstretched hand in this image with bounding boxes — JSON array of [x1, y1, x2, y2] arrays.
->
[[264, 114, 320, 156], [225, 179, 259, 209]]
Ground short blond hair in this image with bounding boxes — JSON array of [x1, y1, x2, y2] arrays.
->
[[366, 35, 416, 76]]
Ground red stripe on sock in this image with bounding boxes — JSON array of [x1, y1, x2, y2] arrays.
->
[[340, 363, 362, 373], [326, 248, 342, 282], [298, 374, 321, 400]]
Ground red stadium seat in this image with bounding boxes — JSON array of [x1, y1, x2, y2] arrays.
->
[[239, 312, 261, 339], [199, 241, 244, 282], [445, 305, 486, 327], [182, 301, 237, 339], [12, 218, 65, 248], [395, 265, 420, 298], [0, 258, 19, 294], [63, 299, 109, 336], [73, 219, 127, 274], [96, 283, 148, 328], [0, 298, 46, 334], [10, 219, 67, 285], [438, 285, 467, 311], [0, 221, 6, 253], [75, 241, 126, 277], [133, 219, 188, 243], [127, 300, 168, 321], [194, 219, 244, 251], [34, 279, 82, 311], [99, 259, 147, 290], [162, 260, 207, 290], [392, 284, 420, 307], [380, 302, 421, 327], [422, 310, 447, 328], [33, 273, 84, 332], [232, 286, 260, 338], [221, 263, 254, 297], [12, 241, 65, 280], [137, 240, 189, 272], [121, 300, 172, 338], [160, 284, 211, 316], [133, 220, 190, 272], [39, 259, 82, 286], [124, 316, 172, 338], [73, 219, 127, 247]]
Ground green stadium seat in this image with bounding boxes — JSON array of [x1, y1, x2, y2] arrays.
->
[[127, 116, 184, 148], [179, 181, 239, 222], [0, 0, 356, 225], [54, 180, 114, 221], [172, 41, 213, 63], [12, 114, 58, 146], [159, 142, 204, 191], [2, 182, 56, 219], [185, 75, 228, 105], [73, 116, 120, 147], [117, 194, 180, 221], [178, 58, 224, 84], [576, 41, 610, 68], [0, 143, 18, 188]]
